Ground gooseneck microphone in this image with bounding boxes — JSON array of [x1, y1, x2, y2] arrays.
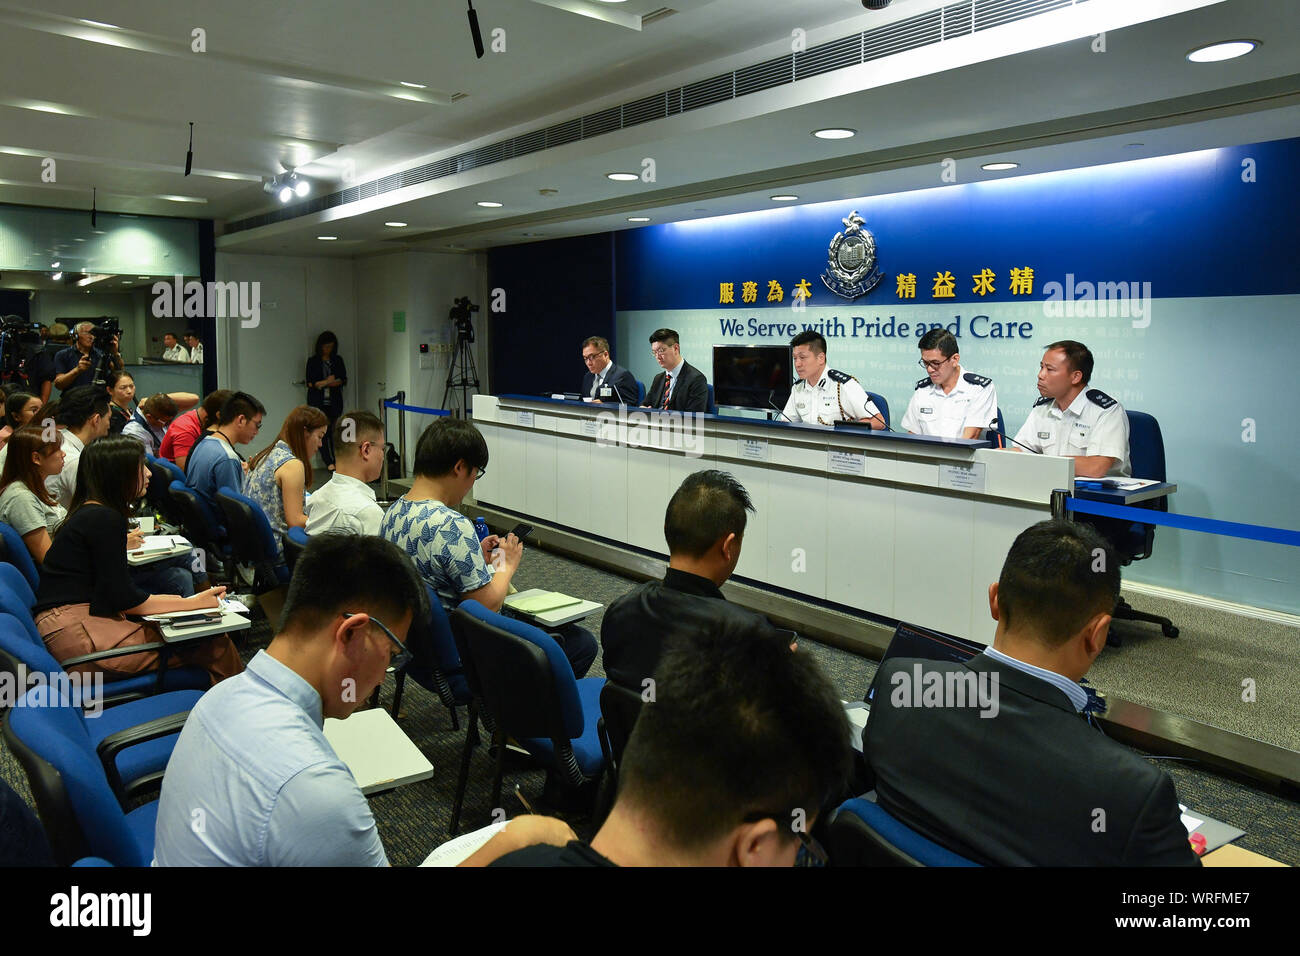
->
[[767, 390, 792, 422], [996, 411, 1042, 453]]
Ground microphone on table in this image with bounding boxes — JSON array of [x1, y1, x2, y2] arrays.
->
[[995, 412, 1042, 453], [767, 390, 792, 422]]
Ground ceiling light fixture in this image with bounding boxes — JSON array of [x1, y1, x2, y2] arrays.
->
[[467, 0, 485, 58], [981, 162, 1019, 171], [384, 221, 408, 227], [1187, 40, 1258, 62], [317, 236, 338, 241], [51, 272, 63, 281], [400, 81, 428, 89], [770, 194, 799, 201], [627, 216, 650, 222], [477, 200, 503, 208], [606, 172, 639, 181], [184, 121, 194, 176], [812, 128, 856, 140], [263, 169, 311, 203]]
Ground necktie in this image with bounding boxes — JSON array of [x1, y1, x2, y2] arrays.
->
[[591, 372, 602, 398], [661, 373, 672, 409]]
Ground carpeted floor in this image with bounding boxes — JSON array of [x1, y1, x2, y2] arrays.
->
[[2, 540, 1297, 867]]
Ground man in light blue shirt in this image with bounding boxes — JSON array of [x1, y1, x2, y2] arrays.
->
[[153, 534, 422, 866], [185, 391, 263, 529]]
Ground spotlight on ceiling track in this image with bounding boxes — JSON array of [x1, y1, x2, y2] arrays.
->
[[264, 169, 311, 204], [467, 0, 485, 59], [184, 121, 193, 176], [861, 0, 892, 8]]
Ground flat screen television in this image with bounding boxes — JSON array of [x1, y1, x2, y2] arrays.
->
[[711, 344, 793, 411]]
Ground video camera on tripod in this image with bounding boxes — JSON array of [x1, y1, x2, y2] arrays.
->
[[442, 296, 481, 415], [0, 315, 44, 385], [87, 317, 122, 388], [449, 296, 478, 342]]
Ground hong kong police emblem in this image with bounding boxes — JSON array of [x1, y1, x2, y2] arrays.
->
[[821, 210, 884, 300]]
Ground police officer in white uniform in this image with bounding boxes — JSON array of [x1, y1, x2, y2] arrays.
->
[[901, 328, 998, 439], [1012, 340, 1130, 477], [781, 331, 885, 428]]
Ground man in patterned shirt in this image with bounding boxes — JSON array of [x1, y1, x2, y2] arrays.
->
[[380, 418, 597, 678]]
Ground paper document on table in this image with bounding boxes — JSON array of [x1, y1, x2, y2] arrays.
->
[[1179, 804, 1203, 833], [420, 821, 508, 866], [1074, 478, 1159, 490], [131, 534, 188, 555], [508, 591, 582, 614]]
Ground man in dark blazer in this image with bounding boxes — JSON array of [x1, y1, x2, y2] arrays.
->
[[602, 470, 791, 691], [641, 328, 709, 412], [580, 336, 639, 404], [861, 520, 1199, 867]]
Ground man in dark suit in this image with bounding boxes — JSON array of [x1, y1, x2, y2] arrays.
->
[[601, 470, 791, 691], [862, 519, 1199, 866], [641, 328, 709, 412], [580, 336, 638, 404]]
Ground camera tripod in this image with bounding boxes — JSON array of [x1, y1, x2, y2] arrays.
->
[[441, 325, 481, 416]]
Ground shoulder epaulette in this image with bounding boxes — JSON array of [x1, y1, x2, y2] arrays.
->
[[915, 377, 930, 390], [1086, 388, 1117, 409], [1034, 395, 1053, 407], [827, 368, 852, 384], [963, 372, 992, 388]]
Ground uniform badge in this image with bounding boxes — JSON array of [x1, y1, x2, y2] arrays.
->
[[820, 210, 884, 300], [920, 407, 934, 415], [1037, 431, 1051, 440]]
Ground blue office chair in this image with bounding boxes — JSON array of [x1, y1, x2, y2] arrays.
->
[[447, 601, 606, 833], [215, 489, 290, 592], [3, 683, 177, 866], [144, 455, 185, 525], [167, 481, 229, 575], [282, 526, 310, 574], [390, 585, 472, 728], [986, 406, 1007, 447], [0, 520, 40, 592], [0, 560, 36, 609], [635, 379, 646, 404], [865, 391, 890, 429], [826, 797, 981, 867], [0, 775, 53, 866], [706, 383, 717, 414], [592, 680, 645, 825]]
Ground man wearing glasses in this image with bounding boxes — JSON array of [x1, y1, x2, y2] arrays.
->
[[153, 534, 424, 866], [306, 410, 386, 535], [641, 328, 709, 412], [782, 330, 885, 428], [901, 328, 998, 439], [580, 336, 638, 404]]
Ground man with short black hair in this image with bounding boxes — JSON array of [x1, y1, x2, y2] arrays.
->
[[153, 534, 423, 866], [862, 519, 1198, 866], [641, 328, 708, 412], [1011, 340, 1130, 477], [782, 330, 885, 428], [185, 390, 265, 528], [161, 332, 189, 363], [580, 335, 637, 403], [381, 417, 597, 677], [492, 626, 853, 866], [160, 388, 231, 472], [601, 470, 789, 690], [902, 328, 998, 439], [44, 385, 111, 508], [184, 329, 203, 364], [306, 410, 386, 536], [121, 393, 179, 456]]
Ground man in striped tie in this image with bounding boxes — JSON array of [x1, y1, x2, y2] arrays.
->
[[642, 328, 709, 413]]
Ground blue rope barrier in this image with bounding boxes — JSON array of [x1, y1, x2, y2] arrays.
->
[[1065, 497, 1300, 548], [383, 401, 450, 417]]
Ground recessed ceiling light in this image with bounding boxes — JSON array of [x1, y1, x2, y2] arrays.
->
[[50, 261, 60, 269], [606, 172, 639, 182], [476, 201, 503, 208], [399, 81, 427, 89], [384, 221, 408, 228], [137, 276, 149, 279], [78, 19, 119, 29], [627, 216, 651, 223], [121, 279, 131, 284], [1187, 40, 1258, 62], [30, 104, 67, 115], [317, 236, 338, 241], [51, 272, 62, 281], [812, 128, 856, 140], [521, 232, 541, 237], [981, 162, 1019, 171], [770, 194, 799, 201]]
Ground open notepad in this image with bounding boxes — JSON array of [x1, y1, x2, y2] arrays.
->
[[130, 534, 189, 556], [505, 591, 583, 615]]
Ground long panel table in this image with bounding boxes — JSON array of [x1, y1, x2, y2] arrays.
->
[[471, 394, 1073, 645]]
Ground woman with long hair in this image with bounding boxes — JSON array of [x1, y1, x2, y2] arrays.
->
[[0, 391, 43, 471], [305, 330, 346, 470], [0, 425, 65, 564], [247, 405, 328, 560], [32, 436, 242, 685]]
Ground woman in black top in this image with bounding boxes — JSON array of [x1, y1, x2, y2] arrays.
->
[[105, 369, 135, 434], [305, 330, 346, 471], [33, 436, 242, 685]]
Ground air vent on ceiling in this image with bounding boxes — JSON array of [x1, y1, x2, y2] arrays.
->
[[226, 0, 1093, 236], [641, 7, 677, 27]]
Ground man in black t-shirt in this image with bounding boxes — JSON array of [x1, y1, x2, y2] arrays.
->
[[490, 627, 853, 867]]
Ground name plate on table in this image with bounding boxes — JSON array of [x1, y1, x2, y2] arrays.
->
[[828, 449, 866, 476], [517, 411, 535, 427], [580, 419, 598, 438], [938, 462, 986, 493], [740, 438, 769, 462]]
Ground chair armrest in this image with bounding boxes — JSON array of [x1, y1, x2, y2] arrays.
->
[[60, 641, 169, 668], [96, 710, 192, 804]]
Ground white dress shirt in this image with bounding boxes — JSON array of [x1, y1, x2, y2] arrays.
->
[[304, 472, 384, 536], [1012, 388, 1131, 477]]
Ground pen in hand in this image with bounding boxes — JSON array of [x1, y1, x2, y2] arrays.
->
[[513, 784, 535, 815]]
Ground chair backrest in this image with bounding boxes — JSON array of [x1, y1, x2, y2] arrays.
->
[[0, 521, 40, 592], [598, 680, 644, 771], [1126, 410, 1167, 484], [0, 587, 43, 650], [282, 526, 309, 573], [168, 480, 225, 546], [636, 379, 646, 404], [706, 383, 716, 414], [424, 585, 463, 678], [0, 610, 63, 680], [3, 684, 146, 866], [216, 490, 289, 587], [144, 455, 183, 517], [866, 391, 891, 429], [0, 560, 36, 608], [451, 601, 584, 742], [827, 797, 979, 867]]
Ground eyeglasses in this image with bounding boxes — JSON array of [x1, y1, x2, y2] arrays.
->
[[918, 356, 952, 371], [741, 811, 829, 866], [248, 417, 264, 431], [650, 345, 673, 356], [474, 465, 486, 480], [343, 611, 412, 670], [582, 352, 606, 363]]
